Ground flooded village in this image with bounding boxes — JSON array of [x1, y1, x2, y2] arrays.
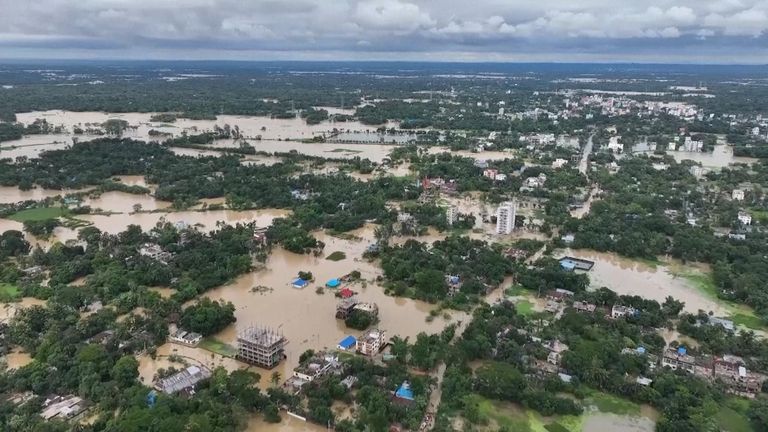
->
[[2, 64, 768, 432]]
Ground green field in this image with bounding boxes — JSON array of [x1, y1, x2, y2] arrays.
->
[[716, 398, 753, 432], [674, 268, 765, 331], [7, 207, 67, 222], [515, 299, 535, 316], [326, 251, 347, 261], [199, 337, 238, 357], [584, 391, 641, 416]]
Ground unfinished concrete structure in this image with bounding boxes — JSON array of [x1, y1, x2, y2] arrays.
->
[[236, 325, 288, 369]]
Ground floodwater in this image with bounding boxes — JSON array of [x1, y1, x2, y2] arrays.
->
[[559, 249, 727, 315], [137, 342, 242, 385], [0, 185, 88, 204], [208, 138, 395, 162], [50, 208, 291, 243], [11, 110, 405, 162], [634, 144, 757, 169], [83, 191, 172, 213], [197, 224, 467, 389], [4, 350, 33, 370], [0, 298, 48, 321], [247, 414, 329, 432], [582, 412, 655, 432], [428, 147, 519, 161]]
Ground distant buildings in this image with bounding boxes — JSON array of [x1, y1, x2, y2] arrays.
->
[[495, 201, 516, 235], [236, 325, 288, 369], [357, 328, 386, 356]]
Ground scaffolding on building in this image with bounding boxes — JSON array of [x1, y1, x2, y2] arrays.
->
[[236, 325, 288, 369]]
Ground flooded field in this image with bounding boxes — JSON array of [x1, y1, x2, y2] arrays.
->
[[247, 414, 329, 432], [0, 185, 87, 204], [9, 110, 406, 162], [560, 249, 727, 315], [582, 412, 655, 432], [633, 144, 757, 169], [191, 224, 467, 388], [55, 208, 291, 242]]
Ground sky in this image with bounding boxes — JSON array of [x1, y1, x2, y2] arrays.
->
[[0, 0, 767, 63]]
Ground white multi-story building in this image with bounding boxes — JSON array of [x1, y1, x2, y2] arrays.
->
[[496, 201, 517, 235], [732, 189, 745, 201], [356, 329, 386, 356], [738, 211, 752, 225], [445, 205, 459, 226]]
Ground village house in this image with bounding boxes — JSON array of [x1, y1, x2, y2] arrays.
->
[[738, 211, 752, 225], [714, 355, 767, 397], [155, 365, 212, 395], [169, 329, 203, 347], [139, 243, 173, 264], [483, 168, 498, 180], [547, 288, 574, 302], [292, 352, 341, 383], [40, 395, 90, 421], [732, 189, 745, 201], [610, 304, 638, 319], [661, 346, 697, 374], [572, 301, 596, 313]]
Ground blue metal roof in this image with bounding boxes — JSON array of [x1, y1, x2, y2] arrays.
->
[[395, 382, 414, 400], [338, 335, 356, 349], [326, 278, 341, 288]]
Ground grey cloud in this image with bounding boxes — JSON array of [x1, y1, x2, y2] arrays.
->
[[0, 0, 767, 62]]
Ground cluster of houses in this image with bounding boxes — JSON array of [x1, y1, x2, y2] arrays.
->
[[535, 292, 768, 397], [337, 328, 388, 357], [660, 348, 766, 397]]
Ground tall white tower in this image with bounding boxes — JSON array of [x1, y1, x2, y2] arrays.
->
[[496, 201, 516, 235]]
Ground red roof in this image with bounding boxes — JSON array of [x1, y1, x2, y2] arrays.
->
[[340, 288, 354, 298]]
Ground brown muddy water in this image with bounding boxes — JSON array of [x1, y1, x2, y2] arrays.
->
[[3, 350, 33, 370], [180, 224, 468, 389], [582, 412, 655, 432], [0, 185, 88, 204], [12, 110, 405, 162], [559, 249, 727, 315]]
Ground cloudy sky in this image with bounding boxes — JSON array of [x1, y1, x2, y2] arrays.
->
[[0, 0, 767, 63]]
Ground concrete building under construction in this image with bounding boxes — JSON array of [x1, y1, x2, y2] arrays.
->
[[236, 325, 288, 369]]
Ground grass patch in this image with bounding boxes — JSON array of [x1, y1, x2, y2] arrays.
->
[[505, 285, 526, 296], [327, 148, 363, 154], [199, 337, 237, 358], [326, 251, 347, 261], [716, 398, 753, 432], [732, 312, 764, 331], [8, 207, 67, 222], [0, 283, 20, 302], [515, 300, 535, 316], [673, 268, 765, 331], [585, 391, 641, 416]]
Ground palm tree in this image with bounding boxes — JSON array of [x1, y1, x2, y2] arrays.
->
[[270, 371, 281, 387]]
